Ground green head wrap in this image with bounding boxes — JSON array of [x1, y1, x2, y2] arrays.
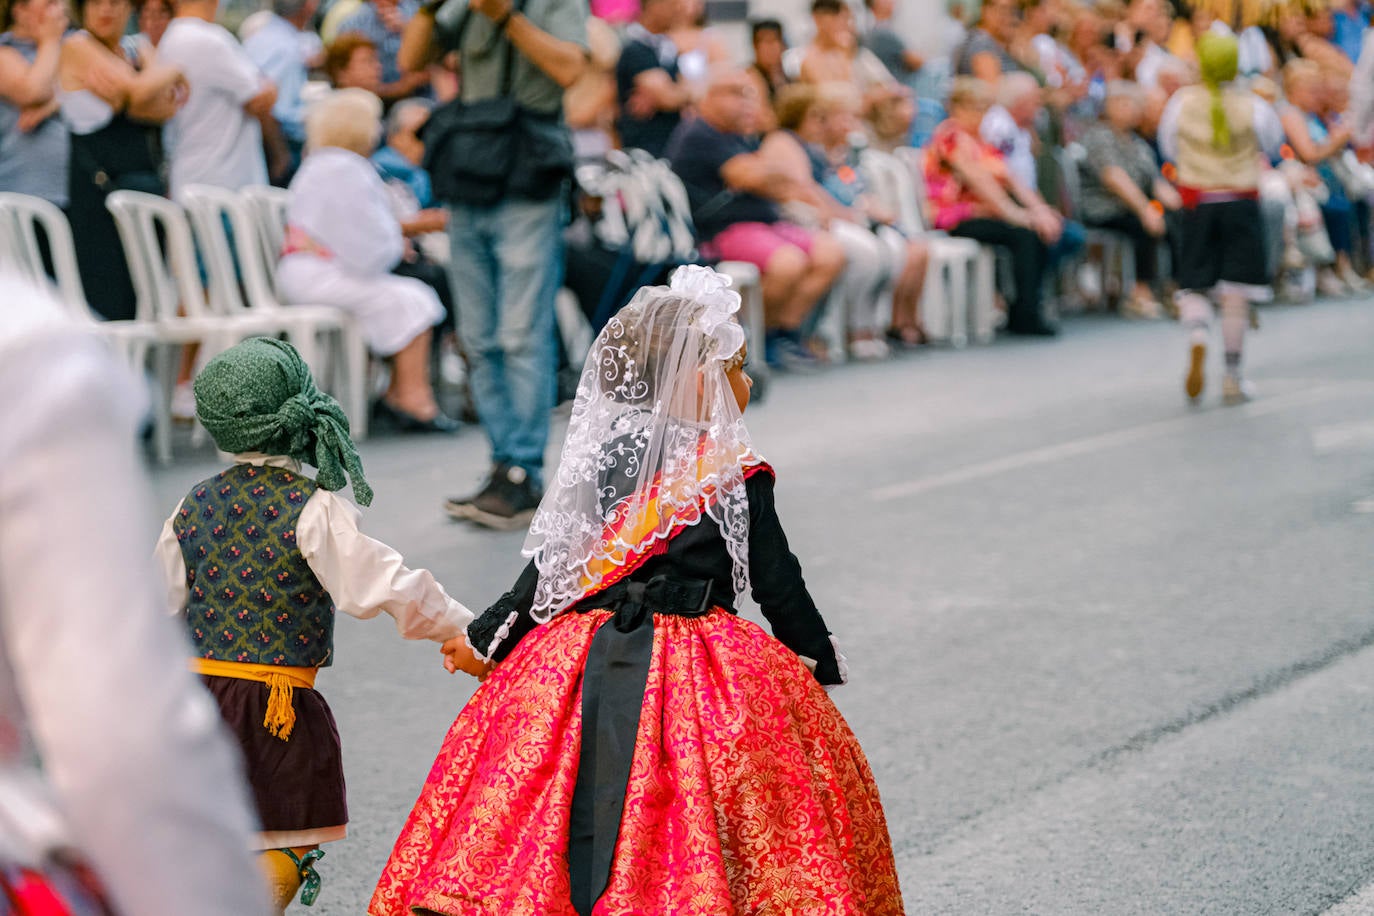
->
[[1197, 32, 1239, 149], [194, 338, 373, 506]]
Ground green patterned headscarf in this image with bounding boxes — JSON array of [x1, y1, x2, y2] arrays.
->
[[1197, 32, 1239, 149], [194, 338, 373, 506]]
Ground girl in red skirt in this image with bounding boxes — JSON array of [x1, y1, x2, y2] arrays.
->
[[371, 266, 903, 916]]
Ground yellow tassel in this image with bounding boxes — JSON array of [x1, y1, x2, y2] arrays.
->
[[191, 659, 316, 743], [264, 673, 297, 741]]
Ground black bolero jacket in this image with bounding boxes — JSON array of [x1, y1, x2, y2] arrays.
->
[[466, 470, 845, 686]]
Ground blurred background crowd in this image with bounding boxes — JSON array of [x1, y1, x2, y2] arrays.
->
[[5, 0, 1374, 438]]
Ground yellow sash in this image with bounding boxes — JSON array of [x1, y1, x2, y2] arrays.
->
[[192, 658, 317, 742]]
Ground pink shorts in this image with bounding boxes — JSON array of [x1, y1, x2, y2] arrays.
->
[[702, 221, 815, 272]]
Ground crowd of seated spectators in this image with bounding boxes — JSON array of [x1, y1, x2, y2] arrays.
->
[[6, 0, 1374, 415]]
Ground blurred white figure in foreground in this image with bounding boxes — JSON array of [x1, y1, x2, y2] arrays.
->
[[0, 273, 269, 915]]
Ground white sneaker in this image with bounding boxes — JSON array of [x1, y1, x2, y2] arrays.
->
[[1317, 270, 1349, 298], [1222, 375, 1254, 406], [171, 382, 196, 421], [1122, 294, 1164, 320], [848, 338, 891, 361], [1076, 263, 1102, 303], [1338, 264, 1369, 292]]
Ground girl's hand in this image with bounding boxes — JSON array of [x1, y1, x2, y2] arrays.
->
[[441, 636, 492, 680]]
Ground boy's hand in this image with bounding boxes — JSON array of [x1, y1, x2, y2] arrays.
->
[[441, 636, 492, 680]]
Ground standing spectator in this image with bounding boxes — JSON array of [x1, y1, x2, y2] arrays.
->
[[749, 18, 789, 105], [0, 0, 68, 208], [668, 0, 729, 90], [616, 0, 690, 158], [280, 88, 454, 430], [0, 276, 271, 916], [1078, 80, 1182, 317], [800, 0, 895, 98], [563, 14, 618, 162], [403, 0, 587, 528], [953, 0, 1023, 82], [336, 0, 429, 102], [863, 0, 923, 90], [157, 0, 277, 199], [925, 77, 1059, 335], [666, 67, 846, 369], [58, 0, 186, 321], [244, 0, 318, 180], [135, 0, 173, 48], [800, 0, 911, 140]]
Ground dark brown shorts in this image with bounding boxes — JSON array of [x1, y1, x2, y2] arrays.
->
[[202, 674, 347, 834]]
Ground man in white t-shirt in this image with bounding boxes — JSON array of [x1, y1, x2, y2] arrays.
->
[[157, 0, 277, 199]]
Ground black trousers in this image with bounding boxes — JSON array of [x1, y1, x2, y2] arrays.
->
[[949, 218, 1048, 329], [1085, 211, 1165, 283]]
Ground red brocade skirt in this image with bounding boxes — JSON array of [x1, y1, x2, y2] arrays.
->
[[369, 608, 903, 916]]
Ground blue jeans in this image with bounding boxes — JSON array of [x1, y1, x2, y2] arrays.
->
[[1047, 219, 1086, 270], [448, 197, 564, 482]]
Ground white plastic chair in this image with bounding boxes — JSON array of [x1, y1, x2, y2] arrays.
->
[[182, 184, 369, 438], [240, 185, 291, 295], [572, 153, 772, 391], [877, 148, 998, 346], [0, 192, 152, 366], [106, 190, 301, 463]]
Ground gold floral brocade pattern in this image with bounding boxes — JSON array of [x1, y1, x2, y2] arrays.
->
[[370, 610, 903, 916]]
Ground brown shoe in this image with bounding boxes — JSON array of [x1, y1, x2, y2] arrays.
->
[[1185, 342, 1206, 401]]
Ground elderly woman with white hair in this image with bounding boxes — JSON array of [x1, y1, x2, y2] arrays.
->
[[1077, 79, 1182, 319], [278, 87, 455, 432]]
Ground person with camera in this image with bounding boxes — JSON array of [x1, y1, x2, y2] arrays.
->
[[400, 0, 586, 531]]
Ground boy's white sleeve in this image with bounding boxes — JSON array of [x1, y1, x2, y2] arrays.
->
[[296, 489, 473, 642], [154, 500, 189, 616]]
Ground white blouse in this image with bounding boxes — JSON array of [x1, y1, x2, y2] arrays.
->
[[285, 146, 404, 277], [156, 454, 473, 645]]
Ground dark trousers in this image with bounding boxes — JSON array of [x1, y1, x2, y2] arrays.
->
[[1085, 211, 1165, 283], [950, 218, 1048, 328]]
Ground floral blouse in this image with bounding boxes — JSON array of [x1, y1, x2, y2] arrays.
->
[[922, 119, 1010, 231]]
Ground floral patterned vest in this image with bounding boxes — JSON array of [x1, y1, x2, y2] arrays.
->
[[173, 464, 335, 667]]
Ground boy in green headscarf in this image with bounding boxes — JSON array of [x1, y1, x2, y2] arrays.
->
[[154, 338, 479, 913], [1158, 32, 1285, 404]]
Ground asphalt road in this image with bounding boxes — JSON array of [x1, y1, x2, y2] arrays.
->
[[148, 299, 1374, 915]]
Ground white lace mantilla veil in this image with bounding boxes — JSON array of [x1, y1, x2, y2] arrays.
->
[[522, 265, 762, 622]]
